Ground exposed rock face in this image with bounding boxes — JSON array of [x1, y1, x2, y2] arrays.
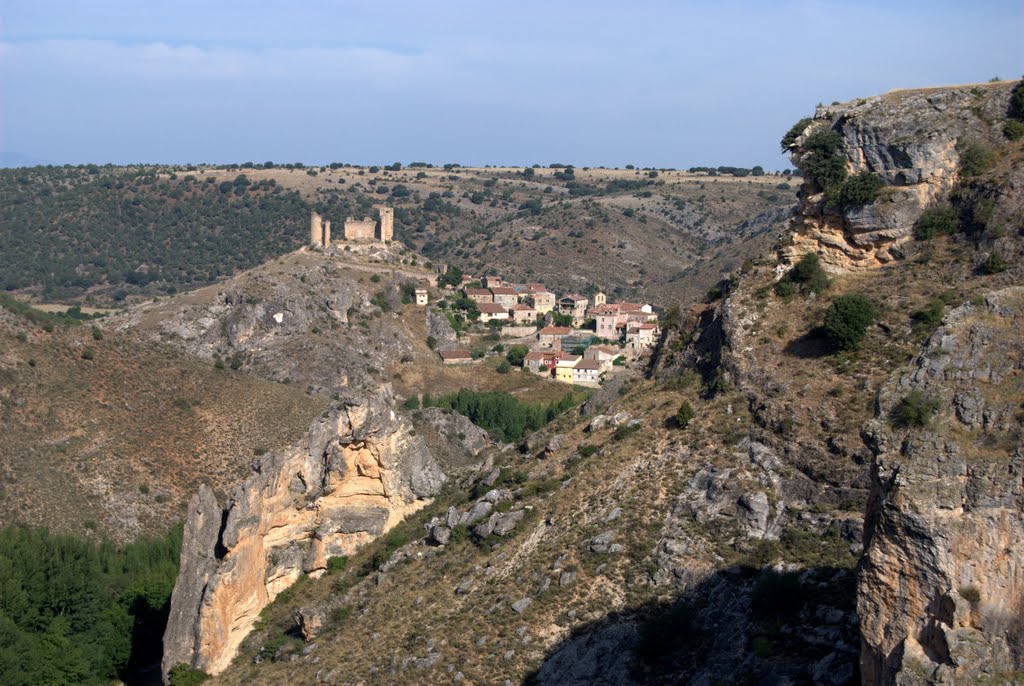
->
[[161, 387, 445, 680], [859, 288, 1024, 685], [784, 82, 1015, 271]]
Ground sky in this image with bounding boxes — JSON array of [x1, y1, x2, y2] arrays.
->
[[1, 1, 1022, 169]]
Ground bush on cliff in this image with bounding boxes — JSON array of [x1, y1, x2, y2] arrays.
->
[[775, 253, 830, 296], [823, 294, 875, 351], [913, 206, 959, 240], [831, 171, 884, 208], [780, 118, 812, 152], [891, 390, 940, 428], [801, 130, 847, 191]]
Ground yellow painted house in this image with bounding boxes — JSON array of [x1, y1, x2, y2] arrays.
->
[[555, 355, 581, 384]]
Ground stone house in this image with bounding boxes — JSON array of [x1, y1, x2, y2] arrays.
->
[[482, 276, 504, 289], [509, 304, 536, 323], [537, 326, 572, 347], [527, 291, 556, 314], [477, 302, 511, 323], [584, 344, 620, 372], [490, 287, 519, 308], [626, 323, 659, 351], [414, 288, 429, 306], [464, 288, 493, 303]]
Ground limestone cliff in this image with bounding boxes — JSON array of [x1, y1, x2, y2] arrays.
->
[[784, 81, 1015, 271], [859, 288, 1024, 685], [161, 387, 445, 680]]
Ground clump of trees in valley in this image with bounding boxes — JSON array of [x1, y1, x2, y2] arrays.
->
[[0, 525, 182, 684]]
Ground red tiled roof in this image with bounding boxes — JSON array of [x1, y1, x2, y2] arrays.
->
[[539, 326, 571, 336], [490, 287, 517, 295], [439, 349, 472, 360], [465, 288, 491, 297], [575, 360, 601, 370]]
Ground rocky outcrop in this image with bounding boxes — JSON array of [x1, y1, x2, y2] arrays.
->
[[161, 387, 445, 680], [858, 288, 1024, 685], [784, 81, 1015, 271]]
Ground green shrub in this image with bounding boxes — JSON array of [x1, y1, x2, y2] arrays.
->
[[80, 347, 95, 360], [777, 253, 829, 296], [91, 325, 103, 340], [401, 395, 420, 410], [330, 605, 353, 623], [891, 390, 940, 428], [612, 422, 641, 441], [505, 344, 530, 367], [578, 444, 600, 458], [326, 556, 348, 574], [496, 359, 512, 374], [370, 274, 381, 283], [833, 171, 884, 207], [169, 664, 209, 686], [780, 117, 813, 152], [773, 279, 796, 298], [958, 141, 995, 176], [980, 251, 1008, 274], [1004, 119, 1024, 141], [675, 400, 695, 429], [913, 206, 959, 240], [801, 130, 847, 190], [823, 294, 875, 351], [910, 300, 945, 329], [426, 335, 437, 350], [1009, 78, 1024, 120]]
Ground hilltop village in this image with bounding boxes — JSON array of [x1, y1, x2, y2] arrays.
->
[[306, 209, 660, 388]]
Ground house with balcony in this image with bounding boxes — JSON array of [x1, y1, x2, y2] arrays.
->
[[558, 295, 589, 326], [572, 359, 602, 387]]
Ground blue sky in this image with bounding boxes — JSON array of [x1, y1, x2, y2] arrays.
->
[[1, 1, 1021, 169]]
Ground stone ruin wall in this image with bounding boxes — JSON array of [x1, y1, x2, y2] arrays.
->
[[344, 218, 377, 240]]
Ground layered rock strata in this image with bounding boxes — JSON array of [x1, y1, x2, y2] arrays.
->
[[162, 388, 444, 680], [784, 82, 1015, 271]]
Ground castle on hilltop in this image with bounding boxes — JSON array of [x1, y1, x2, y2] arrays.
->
[[309, 208, 393, 248]]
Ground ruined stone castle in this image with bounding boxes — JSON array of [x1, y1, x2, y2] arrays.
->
[[310, 208, 393, 248]]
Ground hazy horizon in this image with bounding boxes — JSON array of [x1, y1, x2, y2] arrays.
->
[[2, 1, 1022, 169]]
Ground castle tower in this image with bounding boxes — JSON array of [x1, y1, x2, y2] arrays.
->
[[310, 211, 324, 247], [594, 291, 607, 307], [378, 207, 394, 243], [323, 220, 331, 246]]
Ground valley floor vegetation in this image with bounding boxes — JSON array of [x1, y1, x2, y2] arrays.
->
[[0, 525, 182, 685]]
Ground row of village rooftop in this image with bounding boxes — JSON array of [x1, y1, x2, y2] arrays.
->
[[420, 275, 661, 388]]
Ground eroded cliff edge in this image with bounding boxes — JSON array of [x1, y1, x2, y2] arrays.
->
[[859, 288, 1024, 685], [161, 387, 445, 679], [783, 81, 1015, 271]]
